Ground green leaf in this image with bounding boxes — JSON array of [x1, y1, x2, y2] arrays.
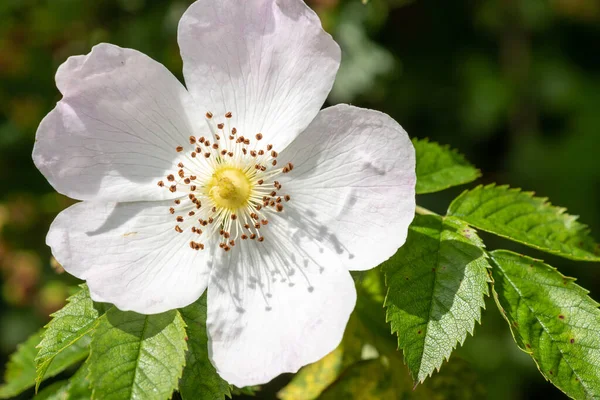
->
[[65, 360, 93, 400], [0, 330, 89, 399], [89, 309, 187, 400], [36, 285, 108, 388], [448, 184, 600, 261], [413, 138, 481, 194], [382, 214, 490, 383], [179, 295, 231, 400], [278, 346, 344, 400], [36, 380, 70, 400], [490, 250, 600, 400]]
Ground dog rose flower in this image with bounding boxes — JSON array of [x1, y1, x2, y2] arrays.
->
[[33, 0, 415, 386]]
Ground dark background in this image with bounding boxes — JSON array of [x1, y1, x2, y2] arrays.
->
[[1, 0, 599, 399]]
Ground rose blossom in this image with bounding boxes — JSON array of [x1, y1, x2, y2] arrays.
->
[[33, 0, 415, 386]]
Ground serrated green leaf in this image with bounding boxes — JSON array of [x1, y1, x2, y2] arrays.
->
[[490, 250, 600, 400], [448, 184, 600, 261], [89, 309, 187, 400], [36, 285, 108, 388], [0, 330, 89, 399], [413, 138, 481, 194], [382, 214, 490, 383], [179, 295, 230, 400]]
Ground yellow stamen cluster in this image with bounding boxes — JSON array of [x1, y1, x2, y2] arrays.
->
[[156, 112, 293, 251]]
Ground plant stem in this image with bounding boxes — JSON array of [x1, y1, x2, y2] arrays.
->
[[415, 205, 440, 216]]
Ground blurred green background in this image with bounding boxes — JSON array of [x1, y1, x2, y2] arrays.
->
[[1, 0, 599, 399]]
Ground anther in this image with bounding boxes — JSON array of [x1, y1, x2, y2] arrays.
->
[[258, 150, 264, 156], [199, 137, 205, 143], [178, 170, 185, 178], [176, 146, 183, 152], [184, 178, 191, 184], [169, 185, 177, 192], [178, 162, 184, 168], [204, 153, 211, 158], [167, 174, 175, 182], [175, 225, 183, 233], [189, 136, 196, 144], [258, 237, 265, 242], [276, 204, 284, 212], [157, 181, 164, 187], [256, 133, 263, 140], [190, 185, 197, 191], [174, 199, 181, 205], [232, 127, 237, 134], [188, 211, 195, 216], [225, 111, 232, 118], [267, 144, 273, 151], [272, 160, 277, 166], [191, 152, 196, 158], [206, 112, 213, 119], [231, 214, 237, 220], [176, 216, 184, 222], [241, 234, 248, 240], [212, 143, 219, 149], [217, 123, 224, 129], [284, 195, 291, 202], [169, 207, 175, 214], [257, 179, 264, 185]]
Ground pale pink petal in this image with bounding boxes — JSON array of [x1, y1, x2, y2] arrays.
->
[[34, 43, 205, 202], [279, 104, 416, 271], [206, 214, 356, 386], [178, 0, 340, 151], [47, 200, 212, 314]]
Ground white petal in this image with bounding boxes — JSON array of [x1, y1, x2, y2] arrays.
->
[[47, 200, 212, 314], [280, 104, 416, 271], [34, 43, 205, 202], [178, 0, 340, 151], [206, 216, 356, 386]]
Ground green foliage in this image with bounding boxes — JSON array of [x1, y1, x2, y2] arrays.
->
[[35, 380, 70, 400], [448, 184, 600, 261], [413, 138, 481, 194], [0, 330, 88, 399], [318, 359, 396, 399], [34, 363, 92, 400], [88, 308, 187, 400], [35, 285, 107, 388], [178, 295, 231, 400], [490, 250, 600, 400], [382, 214, 490, 383], [278, 347, 344, 400]]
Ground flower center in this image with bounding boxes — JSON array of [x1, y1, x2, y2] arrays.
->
[[156, 111, 294, 252], [208, 167, 251, 209]]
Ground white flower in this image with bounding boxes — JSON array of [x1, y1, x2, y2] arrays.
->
[[33, 0, 415, 387]]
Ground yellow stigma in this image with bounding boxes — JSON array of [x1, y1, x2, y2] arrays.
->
[[207, 166, 251, 209]]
